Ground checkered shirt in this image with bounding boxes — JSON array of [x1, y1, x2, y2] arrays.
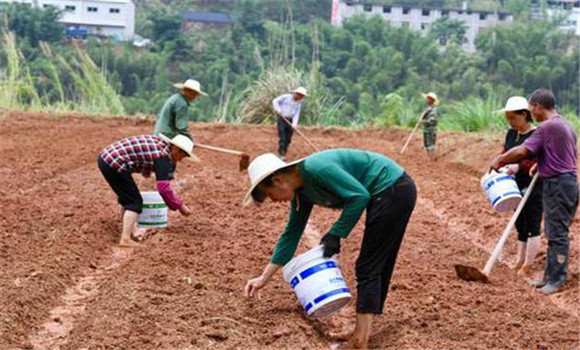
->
[[100, 135, 171, 173]]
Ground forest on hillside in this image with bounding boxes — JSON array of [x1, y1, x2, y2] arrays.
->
[[0, 0, 578, 131]]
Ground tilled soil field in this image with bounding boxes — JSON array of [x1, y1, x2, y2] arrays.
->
[[0, 114, 578, 349]]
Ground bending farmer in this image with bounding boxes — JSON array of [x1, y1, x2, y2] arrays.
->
[[243, 149, 416, 349], [98, 134, 193, 247]]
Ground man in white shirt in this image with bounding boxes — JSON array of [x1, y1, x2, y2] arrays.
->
[[272, 87, 308, 159]]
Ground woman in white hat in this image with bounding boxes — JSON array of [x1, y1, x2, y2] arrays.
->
[[243, 149, 416, 349], [153, 79, 208, 140], [98, 134, 194, 247], [420, 92, 440, 160], [496, 96, 543, 275], [272, 86, 308, 159]]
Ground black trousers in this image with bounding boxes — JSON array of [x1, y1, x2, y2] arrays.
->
[[515, 183, 543, 242], [542, 173, 578, 286], [356, 173, 417, 314], [277, 116, 294, 156], [98, 156, 143, 214]]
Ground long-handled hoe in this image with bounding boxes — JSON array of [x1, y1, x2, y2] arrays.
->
[[196, 143, 250, 171], [455, 173, 540, 283]]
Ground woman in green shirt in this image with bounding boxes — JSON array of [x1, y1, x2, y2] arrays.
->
[[243, 149, 416, 349]]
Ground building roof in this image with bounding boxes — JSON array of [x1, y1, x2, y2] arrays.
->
[[181, 10, 232, 24], [344, 1, 512, 16]]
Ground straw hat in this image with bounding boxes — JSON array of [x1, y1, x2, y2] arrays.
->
[[496, 96, 529, 113], [242, 153, 305, 206], [422, 92, 439, 106], [173, 79, 208, 96], [293, 86, 308, 97], [159, 134, 194, 157]]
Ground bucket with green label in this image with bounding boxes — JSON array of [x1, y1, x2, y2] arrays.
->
[[137, 191, 168, 228]]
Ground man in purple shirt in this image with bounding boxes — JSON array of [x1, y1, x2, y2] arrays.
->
[[491, 89, 578, 294]]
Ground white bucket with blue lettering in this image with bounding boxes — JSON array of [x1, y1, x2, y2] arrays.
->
[[282, 245, 351, 318], [480, 171, 522, 212], [137, 191, 168, 228]]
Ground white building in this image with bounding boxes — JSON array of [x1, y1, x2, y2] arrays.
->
[[0, 0, 135, 40], [331, 0, 514, 52], [531, 0, 580, 36]]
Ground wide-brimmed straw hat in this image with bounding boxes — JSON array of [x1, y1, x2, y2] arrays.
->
[[421, 92, 439, 106], [293, 86, 308, 97], [173, 79, 208, 96], [496, 96, 529, 113], [242, 153, 305, 206], [159, 134, 195, 158]]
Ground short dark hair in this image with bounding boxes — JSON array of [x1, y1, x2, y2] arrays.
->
[[250, 165, 297, 203], [513, 109, 533, 122], [528, 89, 556, 110]]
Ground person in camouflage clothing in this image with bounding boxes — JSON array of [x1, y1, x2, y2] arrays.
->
[[421, 92, 440, 160]]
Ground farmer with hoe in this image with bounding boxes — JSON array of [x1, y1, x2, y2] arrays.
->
[[491, 89, 578, 295], [421, 92, 440, 160], [496, 96, 543, 276], [243, 149, 417, 349], [272, 87, 308, 160], [153, 79, 208, 140], [98, 134, 194, 247]]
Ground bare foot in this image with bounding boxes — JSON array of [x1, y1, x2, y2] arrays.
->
[[118, 239, 140, 248], [132, 227, 150, 242], [517, 265, 534, 277], [336, 337, 368, 350]]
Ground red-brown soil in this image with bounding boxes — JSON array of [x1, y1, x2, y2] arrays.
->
[[0, 113, 578, 349]]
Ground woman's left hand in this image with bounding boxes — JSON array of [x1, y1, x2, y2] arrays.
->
[[244, 276, 267, 298], [500, 164, 519, 175]]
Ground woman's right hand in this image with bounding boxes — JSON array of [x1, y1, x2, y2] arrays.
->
[[244, 276, 267, 298], [179, 204, 191, 216]]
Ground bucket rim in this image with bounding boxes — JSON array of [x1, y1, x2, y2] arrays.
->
[[283, 245, 335, 282]]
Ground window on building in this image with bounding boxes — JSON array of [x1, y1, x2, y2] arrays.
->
[[402, 21, 410, 27], [441, 9, 449, 16], [110, 8, 120, 13], [383, 5, 391, 13], [363, 4, 372, 12], [422, 8, 430, 16], [403, 7, 410, 15], [87, 7, 98, 12], [479, 12, 487, 20], [499, 13, 507, 20], [421, 23, 429, 30], [65, 5, 76, 11]]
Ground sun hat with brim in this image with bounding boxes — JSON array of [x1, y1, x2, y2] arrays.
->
[[293, 86, 308, 97], [495, 96, 529, 113], [173, 79, 208, 96], [421, 92, 439, 106], [159, 134, 195, 158], [242, 153, 305, 206]]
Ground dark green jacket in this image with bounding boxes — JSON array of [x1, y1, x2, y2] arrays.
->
[[270, 149, 405, 265], [422, 106, 439, 132], [153, 93, 191, 139]]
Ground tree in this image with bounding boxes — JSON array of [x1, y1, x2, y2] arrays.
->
[[148, 7, 182, 42], [1, 3, 63, 46], [429, 17, 467, 46]]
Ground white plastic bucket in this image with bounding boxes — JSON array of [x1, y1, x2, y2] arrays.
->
[[137, 191, 168, 228], [480, 171, 522, 212], [282, 245, 351, 318]]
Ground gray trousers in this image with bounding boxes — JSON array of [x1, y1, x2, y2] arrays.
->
[[542, 173, 579, 287]]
